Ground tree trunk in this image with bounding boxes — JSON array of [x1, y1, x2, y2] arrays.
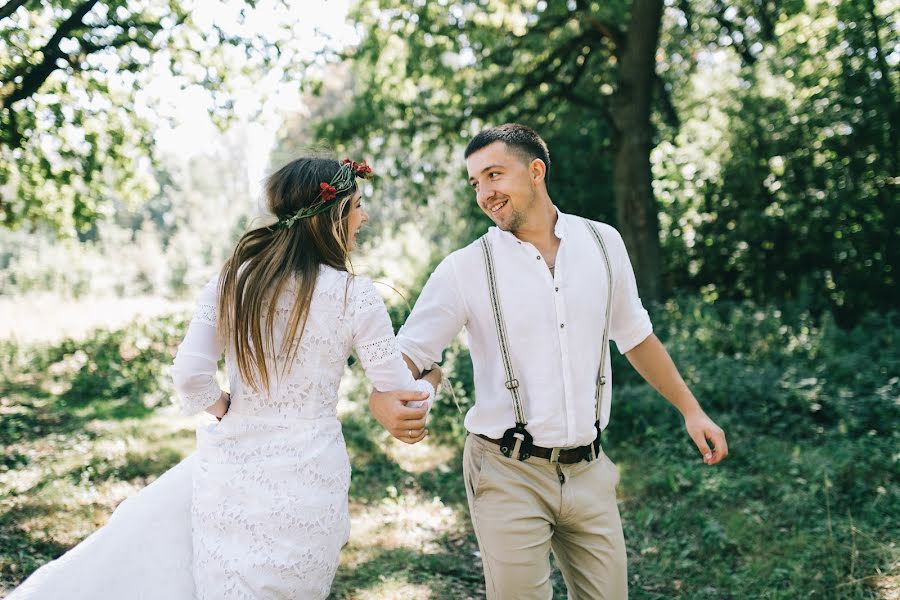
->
[[610, 0, 664, 304]]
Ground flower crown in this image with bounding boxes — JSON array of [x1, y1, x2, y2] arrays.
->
[[278, 159, 374, 229]]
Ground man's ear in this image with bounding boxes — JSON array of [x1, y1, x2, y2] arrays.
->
[[530, 158, 546, 184]]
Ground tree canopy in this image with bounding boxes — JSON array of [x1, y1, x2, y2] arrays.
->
[[318, 0, 897, 320], [0, 0, 296, 234]]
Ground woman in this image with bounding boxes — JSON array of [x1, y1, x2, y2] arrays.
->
[[7, 156, 440, 599]]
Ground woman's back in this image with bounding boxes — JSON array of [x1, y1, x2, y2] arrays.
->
[[176, 266, 400, 420]]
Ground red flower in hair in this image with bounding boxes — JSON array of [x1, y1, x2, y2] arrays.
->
[[319, 182, 337, 200], [341, 157, 373, 179]]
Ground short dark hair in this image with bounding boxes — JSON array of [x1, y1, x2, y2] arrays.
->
[[464, 123, 551, 181]]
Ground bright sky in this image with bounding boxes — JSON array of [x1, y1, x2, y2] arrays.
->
[[148, 0, 356, 186]]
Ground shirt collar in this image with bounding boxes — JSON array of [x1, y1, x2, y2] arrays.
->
[[489, 206, 568, 244]]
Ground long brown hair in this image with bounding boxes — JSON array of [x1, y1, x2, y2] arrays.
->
[[217, 157, 358, 392]]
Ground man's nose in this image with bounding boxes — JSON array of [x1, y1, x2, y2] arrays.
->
[[477, 184, 494, 205]]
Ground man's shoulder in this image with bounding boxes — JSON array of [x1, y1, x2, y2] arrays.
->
[[567, 213, 621, 239], [565, 215, 626, 252], [440, 234, 489, 269]]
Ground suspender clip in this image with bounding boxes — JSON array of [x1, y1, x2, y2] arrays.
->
[[500, 424, 533, 461], [505, 379, 519, 390], [591, 421, 602, 460]]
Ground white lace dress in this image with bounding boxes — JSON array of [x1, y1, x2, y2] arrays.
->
[[6, 267, 433, 600]]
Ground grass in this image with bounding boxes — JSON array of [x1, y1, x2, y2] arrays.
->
[[1, 304, 898, 598]]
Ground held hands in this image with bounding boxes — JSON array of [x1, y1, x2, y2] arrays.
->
[[368, 389, 430, 444], [684, 411, 728, 465]]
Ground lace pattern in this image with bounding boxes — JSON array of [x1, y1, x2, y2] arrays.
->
[[180, 381, 221, 415], [357, 334, 400, 368], [192, 417, 350, 599], [194, 303, 217, 326], [351, 278, 382, 315]]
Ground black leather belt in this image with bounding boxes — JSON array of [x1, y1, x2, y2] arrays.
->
[[476, 433, 598, 464]]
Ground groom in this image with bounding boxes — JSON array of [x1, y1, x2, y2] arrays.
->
[[371, 123, 728, 598]]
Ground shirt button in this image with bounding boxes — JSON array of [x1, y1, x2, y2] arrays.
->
[[555, 287, 559, 292], [560, 323, 565, 329], [536, 256, 541, 260]]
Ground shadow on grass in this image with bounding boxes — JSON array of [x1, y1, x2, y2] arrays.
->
[[0, 382, 158, 451], [329, 542, 486, 599], [342, 413, 470, 512], [65, 447, 185, 486], [0, 503, 75, 590]]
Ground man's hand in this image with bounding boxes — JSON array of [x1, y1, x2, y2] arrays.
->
[[684, 411, 728, 465], [369, 389, 430, 444]]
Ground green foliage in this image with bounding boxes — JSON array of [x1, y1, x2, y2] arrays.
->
[[1, 314, 188, 425], [0, 0, 298, 234], [327, 0, 897, 325], [656, 0, 898, 322], [0, 146, 255, 299], [2, 302, 897, 596], [319, 0, 627, 233]]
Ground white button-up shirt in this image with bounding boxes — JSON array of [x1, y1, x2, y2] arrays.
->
[[397, 209, 653, 448]]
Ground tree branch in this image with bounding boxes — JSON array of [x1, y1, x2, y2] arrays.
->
[[583, 14, 625, 51], [467, 31, 593, 120], [3, 0, 101, 106], [655, 74, 679, 128]]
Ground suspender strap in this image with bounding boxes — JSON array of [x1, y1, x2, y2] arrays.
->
[[480, 236, 526, 426], [582, 220, 614, 430], [479, 220, 613, 458]]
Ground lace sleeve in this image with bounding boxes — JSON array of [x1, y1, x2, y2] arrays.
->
[[171, 276, 225, 415], [351, 277, 435, 403]]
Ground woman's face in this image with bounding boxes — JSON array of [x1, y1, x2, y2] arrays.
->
[[346, 190, 368, 250]]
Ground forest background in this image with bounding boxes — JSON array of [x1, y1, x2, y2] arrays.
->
[[1, 0, 897, 597]]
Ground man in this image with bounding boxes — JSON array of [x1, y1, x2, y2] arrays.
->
[[371, 123, 728, 599]]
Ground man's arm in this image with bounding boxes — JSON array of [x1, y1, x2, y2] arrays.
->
[[625, 333, 729, 465], [368, 354, 439, 444], [370, 256, 466, 443]]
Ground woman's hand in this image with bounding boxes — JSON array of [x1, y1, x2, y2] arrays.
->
[[206, 391, 231, 421]]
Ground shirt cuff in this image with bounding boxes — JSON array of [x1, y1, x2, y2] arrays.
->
[[614, 315, 653, 354], [404, 378, 435, 410]]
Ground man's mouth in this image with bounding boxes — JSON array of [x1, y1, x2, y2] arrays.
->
[[489, 200, 508, 214]]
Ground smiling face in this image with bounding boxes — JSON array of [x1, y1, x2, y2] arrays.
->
[[346, 190, 368, 250], [466, 141, 545, 233]]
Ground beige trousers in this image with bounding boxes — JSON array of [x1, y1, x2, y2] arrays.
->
[[463, 433, 627, 600]]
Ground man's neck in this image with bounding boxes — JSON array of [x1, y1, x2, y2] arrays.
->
[[512, 201, 559, 250]]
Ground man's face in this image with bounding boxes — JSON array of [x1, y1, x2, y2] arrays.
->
[[466, 141, 540, 232]]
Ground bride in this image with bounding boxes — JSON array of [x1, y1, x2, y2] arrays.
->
[[7, 156, 440, 599]]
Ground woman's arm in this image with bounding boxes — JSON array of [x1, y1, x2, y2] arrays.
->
[[171, 277, 227, 416]]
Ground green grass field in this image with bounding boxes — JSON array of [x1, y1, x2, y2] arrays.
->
[[1, 303, 897, 598]]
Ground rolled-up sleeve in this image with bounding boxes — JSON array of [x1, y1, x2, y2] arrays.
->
[[171, 276, 225, 415], [606, 228, 653, 354], [396, 256, 467, 374]]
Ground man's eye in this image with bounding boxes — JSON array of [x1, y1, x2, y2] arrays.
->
[[489, 172, 500, 179]]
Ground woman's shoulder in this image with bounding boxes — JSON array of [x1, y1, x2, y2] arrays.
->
[[315, 267, 381, 314]]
